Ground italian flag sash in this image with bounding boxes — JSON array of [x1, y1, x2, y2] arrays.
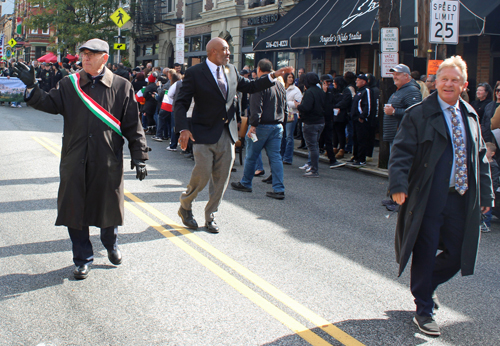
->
[[68, 73, 122, 137], [161, 90, 172, 112]]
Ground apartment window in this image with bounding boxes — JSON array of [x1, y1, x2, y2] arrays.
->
[[185, 0, 202, 21], [31, 28, 38, 34], [42, 27, 49, 35]]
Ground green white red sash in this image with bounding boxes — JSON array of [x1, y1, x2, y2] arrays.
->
[[68, 73, 122, 137]]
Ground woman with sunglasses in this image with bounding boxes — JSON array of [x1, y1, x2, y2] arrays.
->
[[484, 81, 500, 142], [471, 83, 493, 122]]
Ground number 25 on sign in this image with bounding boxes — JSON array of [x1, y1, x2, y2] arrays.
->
[[429, 0, 460, 44]]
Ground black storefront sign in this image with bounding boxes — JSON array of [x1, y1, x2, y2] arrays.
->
[[247, 14, 280, 26]]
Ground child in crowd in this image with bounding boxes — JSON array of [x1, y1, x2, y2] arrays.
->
[[482, 142, 500, 232]]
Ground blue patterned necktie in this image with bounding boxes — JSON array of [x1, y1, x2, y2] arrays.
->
[[449, 106, 468, 195], [216, 66, 227, 99]]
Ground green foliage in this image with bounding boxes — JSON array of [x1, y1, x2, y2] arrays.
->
[[26, 0, 123, 53]]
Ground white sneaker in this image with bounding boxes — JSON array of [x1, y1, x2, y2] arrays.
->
[[166, 147, 177, 151], [481, 223, 491, 233], [299, 164, 310, 170], [17, 104, 22, 108], [10, 104, 16, 108]]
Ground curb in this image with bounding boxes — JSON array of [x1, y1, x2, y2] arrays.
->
[[293, 148, 389, 178]]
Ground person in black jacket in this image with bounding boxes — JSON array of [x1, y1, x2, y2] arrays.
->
[[143, 73, 158, 134], [366, 74, 380, 161], [51, 63, 63, 89], [349, 74, 372, 166], [40, 63, 53, 92], [471, 82, 493, 123], [296, 72, 326, 177], [332, 76, 352, 159], [321, 75, 346, 169]]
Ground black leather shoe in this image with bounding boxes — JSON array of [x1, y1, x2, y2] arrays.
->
[[254, 170, 265, 176], [178, 206, 198, 229], [262, 175, 273, 184], [73, 265, 90, 280], [231, 181, 252, 192], [205, 220, 219, 233], [266, 191, 284, 200], [108, 249, 122, 265]]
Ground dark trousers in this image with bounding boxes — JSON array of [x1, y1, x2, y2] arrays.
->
[[367, 125, 377, 158], [410, 192, 466, 317], [353, 120, 370, 162], [321, 121, 337, 164], [68, 226, 118, 266], [332, 121, 347, 150]]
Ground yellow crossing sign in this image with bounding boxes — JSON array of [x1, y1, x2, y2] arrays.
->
[[8, 38, 17, 48], [114, 43, 126, 50], [110, 8, 131, 28]]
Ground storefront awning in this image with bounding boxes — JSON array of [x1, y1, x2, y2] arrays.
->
[[254, 0, 500, 52], [253, 0, 381, 51]]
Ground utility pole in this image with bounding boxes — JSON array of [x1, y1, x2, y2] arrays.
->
[[378, 0, 400, 169]]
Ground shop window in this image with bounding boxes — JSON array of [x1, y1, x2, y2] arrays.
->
[[276, 52, 290, 70], [243, 29, 256, 47], [202, 34, 211, 51], [185, 0, 202, 21], [191, 36, 201, 51], [243, 53, 255, 70], [185, 38, 190, 53]]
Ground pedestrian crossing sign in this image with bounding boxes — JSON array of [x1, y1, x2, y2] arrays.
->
[[8, 38, 17, 48], [110, 8, 131, 28], [114, 43, 126, 50]]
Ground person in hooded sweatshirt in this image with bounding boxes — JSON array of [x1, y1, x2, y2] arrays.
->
[[296, 72, 326, 177]]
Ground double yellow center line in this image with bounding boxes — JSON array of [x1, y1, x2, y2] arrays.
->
[[32, 135, 365, 346]]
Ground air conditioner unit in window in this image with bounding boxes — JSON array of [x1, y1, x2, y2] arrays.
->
[[249, 1, 260, 9]]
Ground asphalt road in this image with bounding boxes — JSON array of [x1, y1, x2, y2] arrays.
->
[[0, 105, 499, 346]]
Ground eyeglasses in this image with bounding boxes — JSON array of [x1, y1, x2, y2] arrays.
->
[[80, 51, 104, 59], [495, 89, 500, 93]]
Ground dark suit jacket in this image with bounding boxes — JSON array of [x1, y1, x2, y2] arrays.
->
[[174, 61, 273, 144]]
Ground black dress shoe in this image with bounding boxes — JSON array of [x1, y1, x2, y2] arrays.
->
[[178, 206, 198, 229], [266, 191, 285, 200], [262, 175, 273, 184], [254, 170, 265, 176], [205, 220, 219, 233], [73, 265, 90, 280], [108, 249, 122, 265], [231, 181, 252, 192]]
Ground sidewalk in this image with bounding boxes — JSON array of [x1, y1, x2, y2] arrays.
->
[[292, 139, 389, 178]]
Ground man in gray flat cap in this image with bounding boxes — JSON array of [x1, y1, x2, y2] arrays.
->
[[13, 38, 149, 280]]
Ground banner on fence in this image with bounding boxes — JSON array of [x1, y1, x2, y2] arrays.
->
[[0, 77, 25, 103]]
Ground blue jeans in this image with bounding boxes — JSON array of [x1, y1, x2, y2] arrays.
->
[[169, 111, 178, 149], [241, 124, 284, 192], [345, 120, 353, 152], [283, 114, 298, 163], [302, 123, 325, 174], [156, 110, 170, 138], [255, 154, 264, 172]]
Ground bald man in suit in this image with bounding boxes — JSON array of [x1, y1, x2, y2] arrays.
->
[[175, 38, 292, 233]]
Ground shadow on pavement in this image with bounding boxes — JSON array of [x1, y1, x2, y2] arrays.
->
[[0, 264, 116, 301], [0, 227, 164, 259]]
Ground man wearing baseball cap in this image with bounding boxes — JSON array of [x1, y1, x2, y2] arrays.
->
[[13, 38, 149, 280], [348, 73, 373, 166], [383, 63, 422, 152]]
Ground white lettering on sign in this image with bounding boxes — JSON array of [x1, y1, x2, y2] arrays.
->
[[342, 0, 379, 28], [319, 32, 363, 45], [430, 0, 459, 44], [265, 40, 289, 49]]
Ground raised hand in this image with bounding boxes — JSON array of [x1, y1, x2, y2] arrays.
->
[[12, 62, 37, 88]]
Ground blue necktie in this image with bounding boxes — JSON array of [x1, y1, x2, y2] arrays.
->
[[449, 106, 468, 195]]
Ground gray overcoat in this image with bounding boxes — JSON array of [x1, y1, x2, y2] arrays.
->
[[388, 92, 494, 277], [26, 67, 149, 230]]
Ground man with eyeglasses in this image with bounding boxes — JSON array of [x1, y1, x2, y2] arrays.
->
[[13, 38, 149, 280], [425, 74, 437, 94]]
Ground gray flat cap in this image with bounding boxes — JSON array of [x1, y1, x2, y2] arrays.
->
[[389, 64, 411, 74], [79, 39, 109, 54]]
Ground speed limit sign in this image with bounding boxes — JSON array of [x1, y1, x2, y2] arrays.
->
[[430, 0, 459, 44]]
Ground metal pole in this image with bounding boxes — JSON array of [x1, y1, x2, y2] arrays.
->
[[117, 1, 121, 63]]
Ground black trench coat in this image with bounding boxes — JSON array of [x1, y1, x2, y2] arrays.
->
[[388, 92, 494, 277], [26, 68, 149, 230]]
